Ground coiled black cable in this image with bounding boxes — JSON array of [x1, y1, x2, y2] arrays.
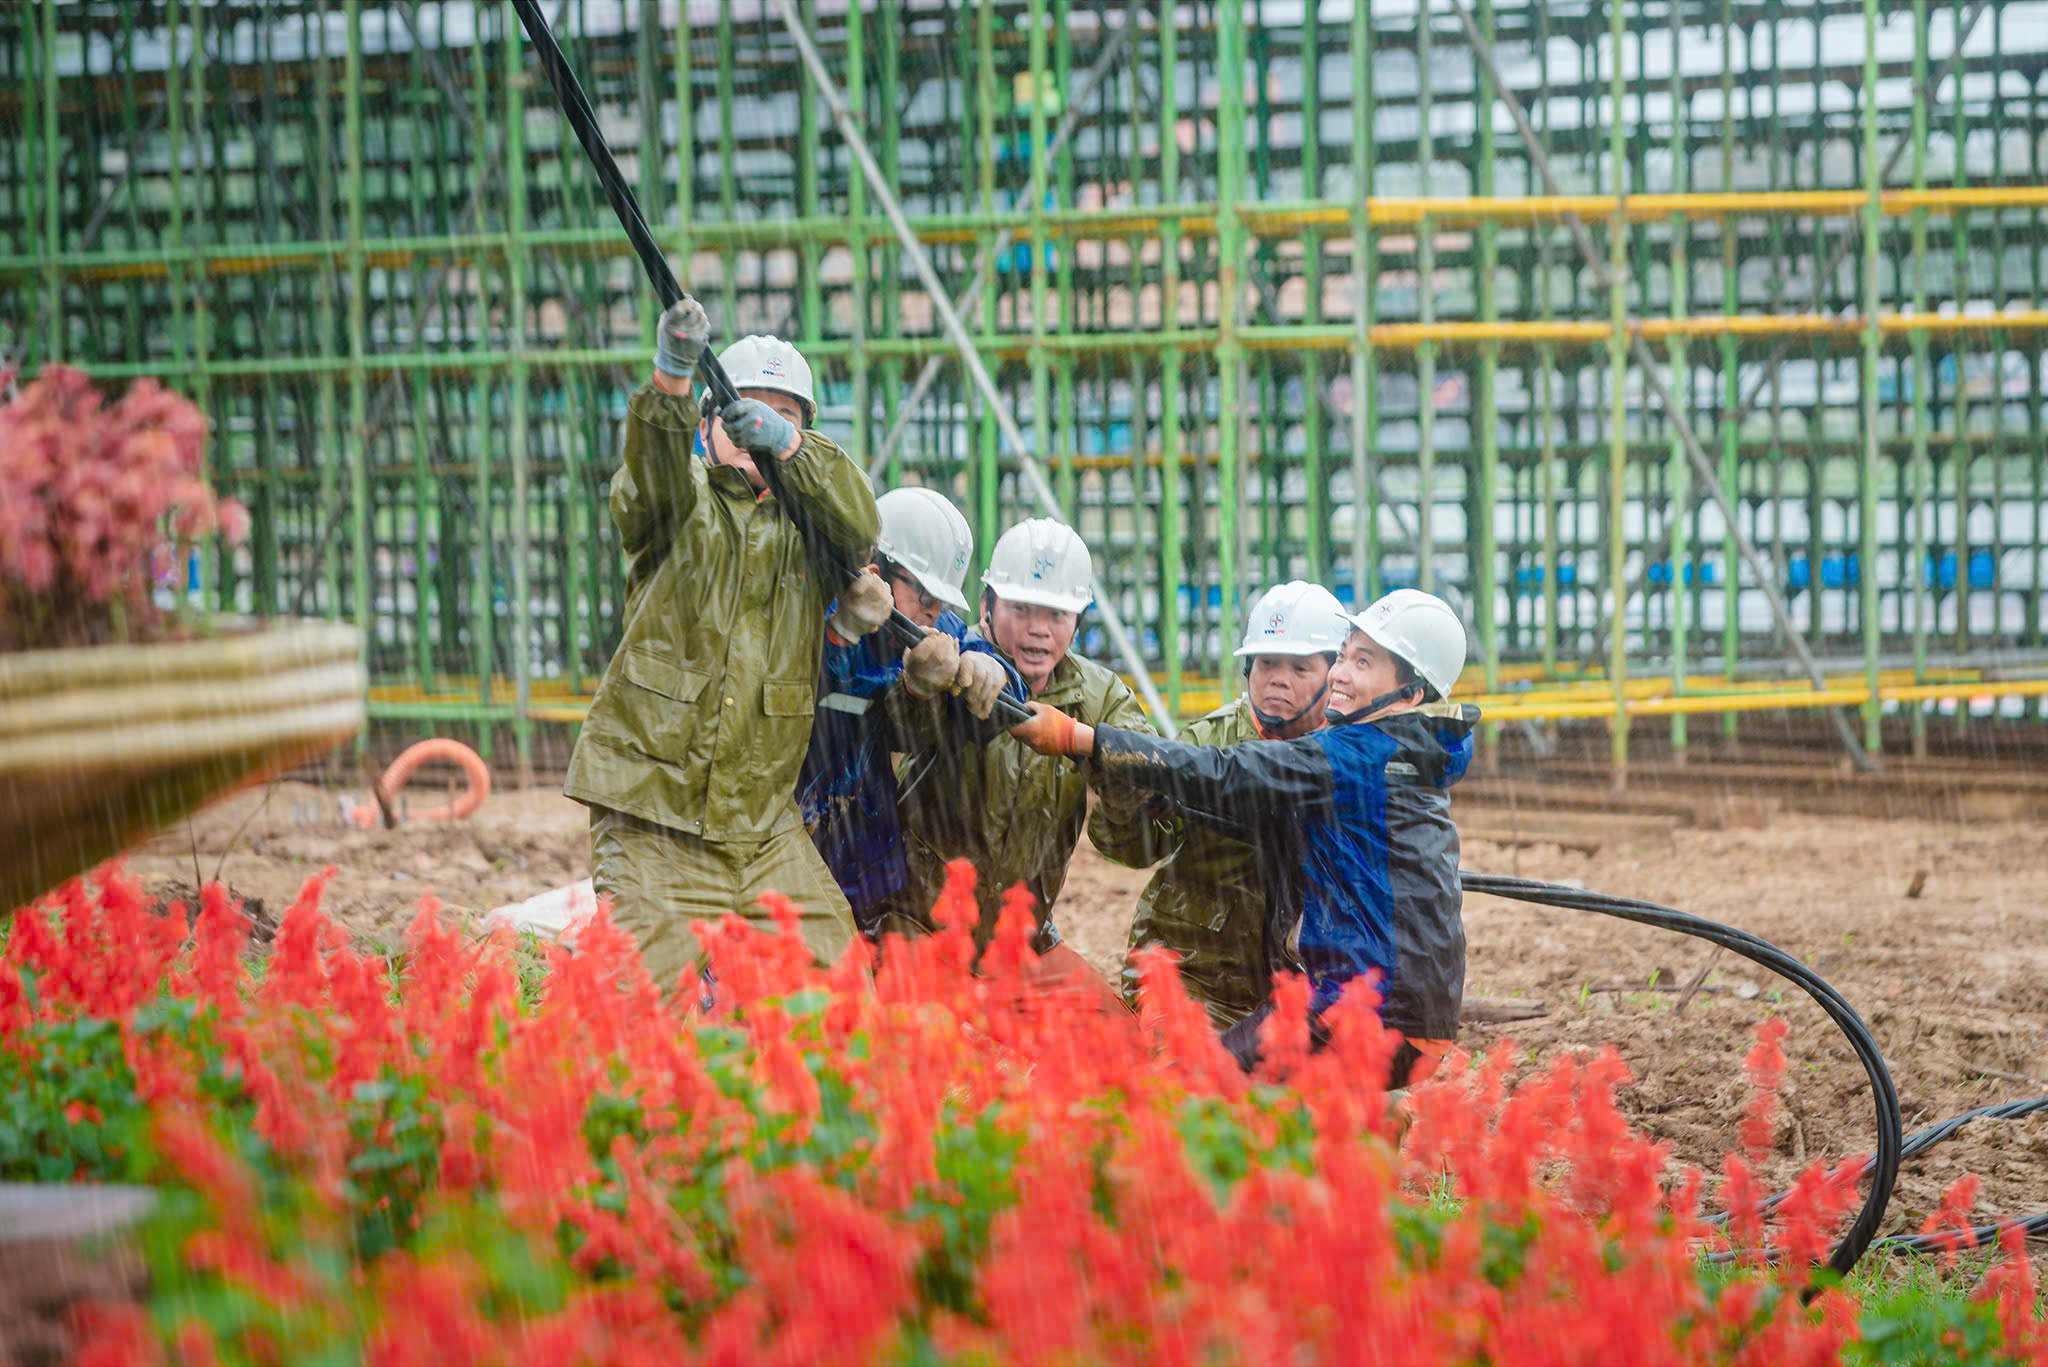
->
[[1460, 872, 1904, 1277]]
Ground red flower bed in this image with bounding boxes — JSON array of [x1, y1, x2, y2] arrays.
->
[[2, 864, 2040, 1365]]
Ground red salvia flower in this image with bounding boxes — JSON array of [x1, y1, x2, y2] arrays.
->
[[14, 857, 2045, 1366]]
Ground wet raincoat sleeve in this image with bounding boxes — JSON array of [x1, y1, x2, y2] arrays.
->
[[1088, 725, 1337, 840], [765, 429, 882, 562], [1076, 679, 1164, 848], [1085, 790, 1182, 869], [1091, 702, 1256, 868], [610, 384, 705, 565]]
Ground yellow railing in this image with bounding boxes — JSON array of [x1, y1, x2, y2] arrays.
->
[[375, 667, 2048, 730]]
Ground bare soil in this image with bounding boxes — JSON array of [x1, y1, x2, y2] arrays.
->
[[124, 780, 589, 950], [120, 777, 2048, 1236]]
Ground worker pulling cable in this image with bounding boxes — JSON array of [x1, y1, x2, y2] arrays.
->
[[506, 0, 1028, 727]]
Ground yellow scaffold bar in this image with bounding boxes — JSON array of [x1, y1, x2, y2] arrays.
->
[[1479, 677, 2048, 723], [28, 186, 2048, 288], [1357, 185, 2048, 226], [381, 668, 2044, 731], [1227, 310, 2048, 354]]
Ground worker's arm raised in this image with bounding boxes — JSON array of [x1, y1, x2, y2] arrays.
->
[[612, 299, 711, 559], [749, 423, 881, 567], [612, 383, 705, 562]]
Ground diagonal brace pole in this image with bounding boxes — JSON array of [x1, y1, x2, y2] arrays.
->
[[776, 0, 1178, 736], [1444, 0, 1875, 772]]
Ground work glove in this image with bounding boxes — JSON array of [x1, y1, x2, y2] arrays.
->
[[953, 651, 1008, 720], [721, 398, 801, 461], [901, 630, 961, 698], [1009, 701, 1091, 757], [653, 295, 711, 379], [828, 567, 893, 644]]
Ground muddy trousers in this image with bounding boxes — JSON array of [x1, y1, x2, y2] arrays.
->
[[1119, 909, 1269, 1033], [588, 807, 856, 989]]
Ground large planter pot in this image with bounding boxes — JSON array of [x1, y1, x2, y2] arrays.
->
[[0, 618, 365, 915], [0, 1183, 156, 1367]]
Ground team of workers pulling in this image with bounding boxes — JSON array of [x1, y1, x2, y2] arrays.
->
[[564, 295, 1479, 1078]]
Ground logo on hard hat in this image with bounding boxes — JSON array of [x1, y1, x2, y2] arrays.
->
[[1031, 555, 1056, 579], [1264, 611, 1286, 633]]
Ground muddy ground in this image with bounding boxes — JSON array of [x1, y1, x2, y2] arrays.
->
[[123, 776, 2048, 1237]]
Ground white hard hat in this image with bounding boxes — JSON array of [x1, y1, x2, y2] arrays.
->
[[712, 334, 815, 425], [1342, 588, 1468, 699], [981, 518, 1094, 614], [1233, 581, 1350, 659], [877, 486, 974, 613]]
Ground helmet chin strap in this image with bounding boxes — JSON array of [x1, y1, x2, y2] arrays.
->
[[1250, 677, 1331, 737], [1324, 681, 1424, 728]]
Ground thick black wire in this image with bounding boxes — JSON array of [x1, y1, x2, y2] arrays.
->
[[1901, 1096, 2048, 1163], [1873, 1211, 2048, 1257], [1803, 1099, 2048, 1258], [508, 0, 1031, 723], [1744, 1095, 2048, 1222], [506, 3, 693, 318], [1460, 873, 1904, 1277]]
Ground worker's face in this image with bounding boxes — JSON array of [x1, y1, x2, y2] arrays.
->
[[1246, 653, 1332, 737], [706, 387, 806, 491], [983, 595, 1079, 696], [888, 570, 945, 630], [1327, 629, 1414, 721]]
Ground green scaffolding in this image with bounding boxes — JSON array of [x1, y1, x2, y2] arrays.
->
[[4, 0, 2045, 771]]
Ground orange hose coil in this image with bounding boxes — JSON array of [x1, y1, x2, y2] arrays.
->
[[352, 739, 492, 829]]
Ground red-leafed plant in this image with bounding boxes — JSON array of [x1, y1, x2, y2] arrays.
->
[[0, 366, 249, 652], [2, 862, 2043, 1366]]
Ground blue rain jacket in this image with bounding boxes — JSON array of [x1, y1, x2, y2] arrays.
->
[[1090, 704, 1478, 1041], [797, 611, 1024, 930]]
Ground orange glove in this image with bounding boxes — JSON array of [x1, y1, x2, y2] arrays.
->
[[1009, 702, 1094, 757]]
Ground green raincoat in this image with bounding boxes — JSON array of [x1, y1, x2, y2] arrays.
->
[[876, 642, 1156, 952], [1091, 696, 1270, 1028], [564, 381, 880, 972]]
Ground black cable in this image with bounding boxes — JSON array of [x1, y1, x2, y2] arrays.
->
[[1460, 873, 1904, 1278], [1469, 878, 2048, 1268], [1901, 1095, 2048, 1163], [507, 1, 1030, 726], [1872, 1211, 2048, 1257], [506, 0, 732, 406], [1750, 1096, 2048, 1220]]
